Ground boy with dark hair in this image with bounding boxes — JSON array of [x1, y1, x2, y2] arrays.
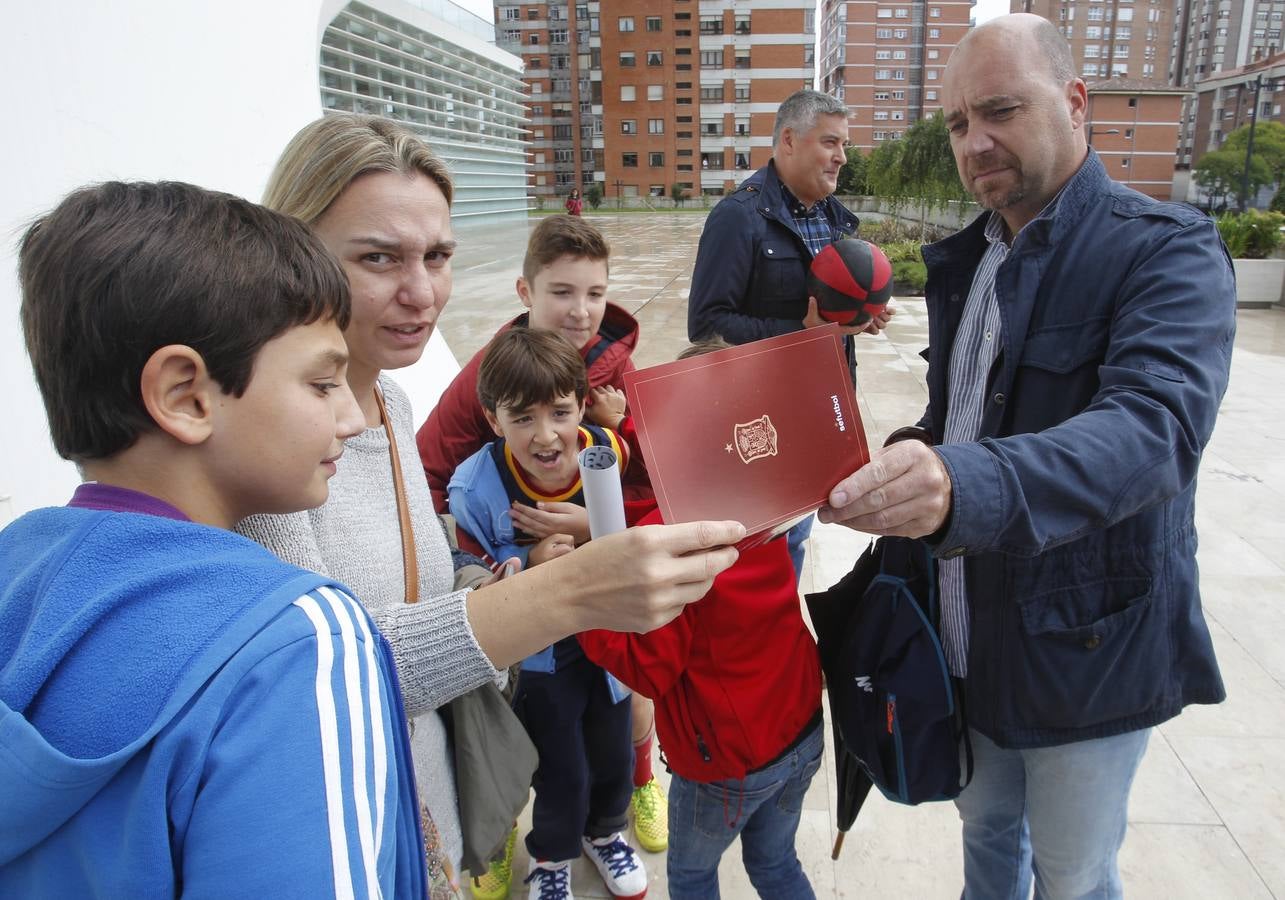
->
[[419, 214, 639, 514], [0, 181, 426, 898], [579, 345, 824, 900], [422, 214, 667, 900], [447, 327, 647, 900]]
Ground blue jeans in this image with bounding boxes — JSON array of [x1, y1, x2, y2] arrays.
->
[[666, 720, 823, 900], [956, 727, 1150, 900], [785, 514, 814, 584]]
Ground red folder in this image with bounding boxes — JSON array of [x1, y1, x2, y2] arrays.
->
[[624, 326, 870, 544]]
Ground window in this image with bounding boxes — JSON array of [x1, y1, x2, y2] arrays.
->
[[527, 8, 538, 19], [621, 119, 637, 134], [646, 16, 662, 31], [925, 89, 937, 101], [734, 48, 750, 68], [1121, 158, 1130, 168], [619, 16, 634, 31], [928, 27, 940, 38], [502, 6, 520, 20], [502, 29, 520, 42], [735, 151, 750, 170], [701, 50, 723, 67], [734, 118, 750, 135], [648, 118, 664, 134], [892, 90, 905, 100], [877, 8, 892, 17], [876, 50, 892, 60], [893, 49, 907, 59], [930, 6, 941, 16], [927, 69, 938, 79], [700, 85, 724, 101], [701, 151, 725, 168], [550, 28, 568, 43], [895, 8, 909, 17], [622, 152, 638, 167], [874, 110, 890, 120], [894, 28, 908, 38], [735, 14, 751, 34], [1082, 62, 1099, 76], [700, 17, 723, 34], [621, 85, 636, 101], [650, 184, 665, 197], [649, 152, 665, 167], [893, 69, 906, 80], [1125, 128, 1134, 139], [876, 27, 892, 38], [892, 110, 904, 120], [620, 51, 635, 67], [701, 119, 724, 136], [874, 91, 889, 100], [647, 50, 663, 66], [528, 32, 540, 44], [928, 49, 939, 59], [875, 68, 892, 79], [647, 84, 663, 100], [735, 84, 750, 102]]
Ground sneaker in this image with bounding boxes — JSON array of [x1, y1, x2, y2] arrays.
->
[[524, 858, 573, 900], [581, 833, 647, 899], [630, 777, 669, 853], [472, 826, 518, 900]]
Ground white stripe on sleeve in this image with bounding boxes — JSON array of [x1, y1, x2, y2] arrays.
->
[[293, 594, 356, 900], [317, 586, 380, 900], [331, 587, 389, 855]]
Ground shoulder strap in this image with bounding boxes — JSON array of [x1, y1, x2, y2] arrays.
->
[[374, 385, 420, 604]]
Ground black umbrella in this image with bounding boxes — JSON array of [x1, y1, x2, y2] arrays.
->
[[805, 539, 881, 857]]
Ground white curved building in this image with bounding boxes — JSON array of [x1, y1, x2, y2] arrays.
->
[[0, 0, 527, 522]]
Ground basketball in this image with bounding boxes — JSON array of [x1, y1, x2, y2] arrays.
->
[[807, 239, 894, 326]]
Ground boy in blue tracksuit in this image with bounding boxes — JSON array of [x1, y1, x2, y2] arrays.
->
[[0, 181, 426, 898], [448, 327, 647, 900]]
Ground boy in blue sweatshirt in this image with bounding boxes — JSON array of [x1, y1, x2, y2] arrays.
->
[[0, 181, 427, 898]]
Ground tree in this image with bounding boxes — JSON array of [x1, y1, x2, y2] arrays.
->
[[585, 184, 603, 209], [670, 182, 686, 207], [865, 140, 906, 211], [896, 111, 970, 230], [837, 146, 868, 195], [1194, 148, 1272, 211], [1220, 120, 1285, 183]]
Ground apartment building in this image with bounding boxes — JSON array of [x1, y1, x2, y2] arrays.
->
[[1188, 53, 1285, 167], [1018, 0, 1172, 82], [818, 0, 972, 150], [1085, 81, 1188, 198], [498, 1, 816, 201], [1172, 0, 1285, 169]]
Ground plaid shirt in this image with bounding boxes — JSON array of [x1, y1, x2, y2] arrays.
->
[[780, 183, 834, 257]]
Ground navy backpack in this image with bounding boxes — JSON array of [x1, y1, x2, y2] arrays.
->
[[807, 535, 972, 805]]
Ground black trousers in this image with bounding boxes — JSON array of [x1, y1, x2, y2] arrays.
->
[[513, 652, 634, 862]]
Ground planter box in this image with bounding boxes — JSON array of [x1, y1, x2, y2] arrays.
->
[[1232, 258, 1285, 308]]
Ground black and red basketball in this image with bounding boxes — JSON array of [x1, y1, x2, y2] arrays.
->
[[807, 239, 894, 326]]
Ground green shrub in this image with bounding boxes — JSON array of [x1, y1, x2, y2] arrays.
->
[[1216, 209, 1285, 258], [880, 240, 923, 264], [892, 260, 928, 294], [585, 184, 603, 210]]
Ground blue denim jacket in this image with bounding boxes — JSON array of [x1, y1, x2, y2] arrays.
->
[[920, 152, 1232, 747], [688, 161, 860, 374]]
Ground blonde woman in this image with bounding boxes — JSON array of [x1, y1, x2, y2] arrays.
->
[[237, 114, 742, 895]]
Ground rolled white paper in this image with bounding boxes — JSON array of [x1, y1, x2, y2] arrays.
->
[[578, 445, 627, 539]]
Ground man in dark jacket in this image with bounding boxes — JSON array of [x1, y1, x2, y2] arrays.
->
[[689, 88, 890, 578], [820, 15, 1233, 899]]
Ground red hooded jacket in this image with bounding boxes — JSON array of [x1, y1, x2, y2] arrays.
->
[[417, 302, 641, 513], [578, 506, 822, 782]]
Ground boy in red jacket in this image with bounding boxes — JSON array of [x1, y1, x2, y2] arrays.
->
[[578, 342, 824, 900]]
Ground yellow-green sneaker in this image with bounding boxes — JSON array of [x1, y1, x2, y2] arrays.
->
[[471, 825, 518, 900], [630, 776, 669, 852]]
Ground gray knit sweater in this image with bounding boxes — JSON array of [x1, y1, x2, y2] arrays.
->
[[238, 376, 498, 873]]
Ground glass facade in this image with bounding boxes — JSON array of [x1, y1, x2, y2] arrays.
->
[[321, 1, 531, 219]]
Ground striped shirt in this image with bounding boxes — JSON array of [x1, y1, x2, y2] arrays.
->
[[938, 212, 1009, 677], [780, 183, 834, 257]]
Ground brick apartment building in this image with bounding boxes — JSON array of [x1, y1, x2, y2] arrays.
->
[[817, 0, 972, 150], [1188, 53, 1285, 167], [1018, 0, 1173, 83], [496, 0, 816, 202], [1085, 80, 1188, 199]]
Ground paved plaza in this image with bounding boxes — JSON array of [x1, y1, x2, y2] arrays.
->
[[431, 211, 1285, 899]]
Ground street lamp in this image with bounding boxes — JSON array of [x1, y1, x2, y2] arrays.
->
[[1087, 126, 1120, 147], [1238, 74, 1271, 212]]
